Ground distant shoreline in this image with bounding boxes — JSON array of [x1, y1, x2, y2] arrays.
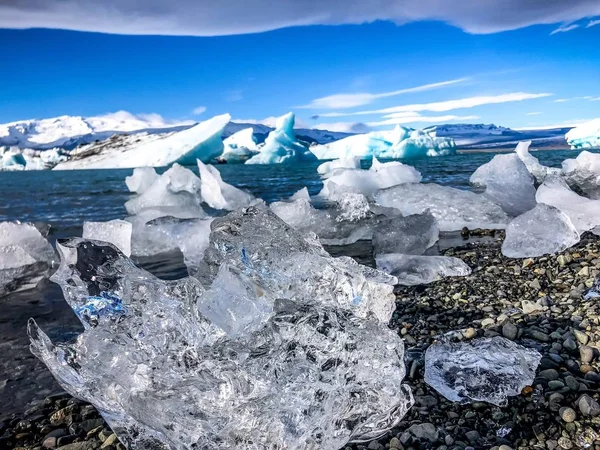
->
[[457, 145, 572, 154]]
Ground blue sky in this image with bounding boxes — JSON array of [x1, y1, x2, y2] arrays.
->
[[0, 2, 599, 131]]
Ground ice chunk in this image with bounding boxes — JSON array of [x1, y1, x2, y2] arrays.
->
[[514, 141, 559, 182], [0, 222, 55, 295], [536, 176, 600, 232], [219, 127, 259, 163], [1, 147, 26, 171], [424, 336, 541, 406], [82, 220, 133, 256], [376, 253, 470, 285], [372, 212, 439, 256], [566, 119, 600, 149], [470, 153, 536, 216], [197, 160, 256, 210], [311, 125, 456, 160], [317, 156, 361, 175], [501, 203, 580, 258], [290, 187, 310, 201], [125, 167, 160, 194], [31, 223, 412, 449], [561, 150, 600, 199], [375, 183, 510, 231]]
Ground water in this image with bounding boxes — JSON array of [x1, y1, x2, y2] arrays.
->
[[0, 149, 591, 420]]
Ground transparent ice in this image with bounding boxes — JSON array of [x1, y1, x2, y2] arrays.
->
[[375, 254, 471, 285], [83, 219, 132, 256], [317, 157, 361, 175], [424, 336, 541, 406], [125, 167, 160, 194], [372, 212, 439, 256], [513, 141, 559, 183], [561, 150, 600, 199], [197, 160, 257, 210]]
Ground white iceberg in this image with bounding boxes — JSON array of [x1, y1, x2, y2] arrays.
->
[[219, 128, 259, 163], [1, 147, 26, 171], [376, 253, 471, 285], [561, 150, 600, 199], [82, 220, 133, 256], [310, 125, 455, 160], [125, 167, 160, 194], [317, 157, 361, 175], [375, 183, 510, 231], [245, 113, 317, 164], [566, 119, 600, 149], [197, 160, 257, 210], [470, 153, 536, 216], [501, 203, 580, 258], [54, 114, 230, 170]]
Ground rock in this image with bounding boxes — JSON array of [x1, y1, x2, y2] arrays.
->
[[558, 436, 573, 449], [573, 330, 589, 345], [407, 423, 439, 442], [559, 407, 577, 423], [465, 430, 481, 442], [100, 434, 118, 449], [502, 321, 518, 340], [463, 328, 477, 339], [538, 368, 559, 381], [565, 376, 580, 391], [55, 443, 96, 450], [579, 345, 594, 363], [563, 338, 578, 351], [578, 394, 600, 416], [389, 437, 401, 449]]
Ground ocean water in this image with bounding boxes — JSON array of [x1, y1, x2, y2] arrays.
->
[[0, 149, 593, 420]]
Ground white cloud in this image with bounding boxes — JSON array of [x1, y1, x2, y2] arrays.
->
[[2, 1, 600, 36], [590, 97, 600, 101], [550, 23, 580, 34], [319, 92, 552, 118], [299, 78, 468, 110], [313, 122, 372, 133], [554, 98, 570, 102], [527, 112, 542, 115], [587, 19, 600, 27], [367, 114, 480, 127], [192, 106, 207, 115], [553, 96, 597, 102]]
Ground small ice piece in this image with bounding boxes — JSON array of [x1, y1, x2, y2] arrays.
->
[[566, 119, 600, 149], [470, 153, 536, 216], [561, 150, 600, 199], [245, 113, 317, 164], [220, 128, 259, 163], [535, 176, 600, 232], [424, 336, 541, 406], [125, 167, 160, 194], [289, 187, 310, 201], [317, 157, 361, 175], [513, 141, 559, 183], [197, 160, 256, 210], [501, 203, 580, 258], [372, 212, 439, 256], [585, 276, 599, 300], [376, 253, 471, 285], [0, 222, 55, 295], [375, 183, 510, 231], [82, 219, 133, 256]]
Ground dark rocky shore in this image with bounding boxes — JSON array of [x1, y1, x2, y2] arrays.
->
[[3, 233, 600, 450]]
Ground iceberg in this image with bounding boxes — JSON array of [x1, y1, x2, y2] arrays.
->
[[470, 153, 536, 216], [501, 203, 580, 258], [375, 183, 510, 231], [561, 150, 600, 199], [54, 114, 230, 170], [424, 336, 541, 406], [125, 167, 160, 194], [0, 222, 55, 296], [82, 220, 133, 256], [514, 141, 559, 182], [310, 125, 455, 160], [245, 113, 317, 164], [1, 147, 26, 170], [317, 156, 361, 175], [30, 210, 413, 449], [197, 160, 257, 210], [219, 127, 259, 163], [376, 253, 471, 285], [372, 212, 439, 256], [566, 119, 600, 149]]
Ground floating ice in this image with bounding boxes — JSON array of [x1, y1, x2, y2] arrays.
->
[[566, 119, 600, 149], [246, 113, 317, 164], [514, 141, 559, 182], [0, 147, 26, 170], [30, 210, 412, 449], [501, 203, 580, 258], [125, 167, 160, 194], [376, 253, 471, 285], [470, 153, 536, 216], [375, 183, 510, 231], [561, 150, 600, 199], [536, 176, 600, 232], [219, 127, 259, 163], [0, 222, 55, 296], [310, 125, 455, 160], [372, 212, 439, 256], [317, 157, 361, 175], [424, 336, 541, 406], [197, 160, 257, 210], [82, 220, 133, 256]]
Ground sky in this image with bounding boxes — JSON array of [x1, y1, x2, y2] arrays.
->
[[0, 0, 599, 132]]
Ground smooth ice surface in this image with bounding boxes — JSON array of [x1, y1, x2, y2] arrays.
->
[[372, 212, 439, 256], [424, 336, 541, 406], [514, 141, 559, 182], [197, 160, 256, 210], [311, 125, 455, 160], [220, 127, 258, 163], [375, 183, 510, 231], [502, 203, 580, 258], [0, 222, 55, 295], [566, 119, 600, 149], [536, 176, 600, 232], [245, 113, 317, 164], [376, 253, 471, 285], [30, 211, 413, 449], [317, 157, 361, 175], [470, 153, 536, 216], [125, 167, 160, 194], [82, 220, 133, 256], [561, 150, 600, 199], [319, 157, 422, 199]]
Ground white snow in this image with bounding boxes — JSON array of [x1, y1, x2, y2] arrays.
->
[[82, 219, 133, 256], [566, 119, 600, 149]]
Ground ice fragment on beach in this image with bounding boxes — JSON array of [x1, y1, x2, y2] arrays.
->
[[561, 150, 600, 199], [372, 212, 439, 256], [30, 214, 412, 449], [424, 336, 541, 406], [375, 183, 510, 231], [317, 156, 361, 175], [502, 203, 580, 258], [514, 141, 559, 183], [83, 219, 132, 256], [470, 153, 536, 216], [197, 160, 256, 210], [125, 167, 160, 194], [375, 253, 471, 285]]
